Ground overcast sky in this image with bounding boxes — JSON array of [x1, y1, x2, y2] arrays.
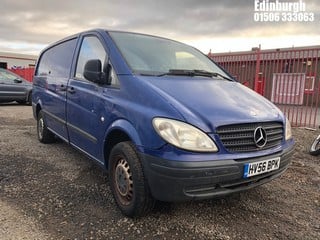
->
[[0, 0, 319, 55]]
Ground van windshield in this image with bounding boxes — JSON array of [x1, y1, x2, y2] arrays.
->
[[109, 31, 231, 79]]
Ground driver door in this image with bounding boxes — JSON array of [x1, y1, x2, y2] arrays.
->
[[66, 34, 108, 163]]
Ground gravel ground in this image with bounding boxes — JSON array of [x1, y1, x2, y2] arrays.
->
[[0, 104, 319, 240]]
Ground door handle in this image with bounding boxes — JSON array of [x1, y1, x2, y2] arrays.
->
[[60, 84, 67, 91], [68, 87, 76, 94]]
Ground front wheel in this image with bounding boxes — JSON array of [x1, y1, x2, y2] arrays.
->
[[109, 141, 155, 217], [310, 135, 320, 156]]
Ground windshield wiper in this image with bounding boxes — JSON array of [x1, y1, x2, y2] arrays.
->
[[157, 69, 234, 81], [207, 71, 234, 81]]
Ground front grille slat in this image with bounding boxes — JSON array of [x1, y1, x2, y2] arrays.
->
[[223, 140, 255, 147], [219, 135, 253, 140], [267, 129, 283, 135], [268, 135, 283, 142], [216, 122, 284, 153]]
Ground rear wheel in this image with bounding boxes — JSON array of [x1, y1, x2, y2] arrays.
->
[[27, 91, 32, 106], [109, 141, 155, 217], [37, 110, 55, 143], [310, 135, 320, 156]]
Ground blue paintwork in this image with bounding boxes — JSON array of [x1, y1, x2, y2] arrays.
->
[[32, 29, 294, 169], [140, 75, 284, 131]]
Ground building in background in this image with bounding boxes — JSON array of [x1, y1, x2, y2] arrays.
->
[[0, 52, 37, 69], [0, 52, 37, 82]]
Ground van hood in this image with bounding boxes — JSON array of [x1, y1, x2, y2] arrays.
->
[[141, 76, 283, 132]]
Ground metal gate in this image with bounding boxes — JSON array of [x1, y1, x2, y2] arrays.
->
[[209, 47, 320, 128]]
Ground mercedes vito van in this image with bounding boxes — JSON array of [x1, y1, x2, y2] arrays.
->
[[32, 29, 294, 217]]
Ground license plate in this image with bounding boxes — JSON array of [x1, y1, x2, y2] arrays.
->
[[243, 157, 280, 178]]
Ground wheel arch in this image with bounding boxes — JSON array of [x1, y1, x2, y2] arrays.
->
[[35, 102, 42, 117], [103, 119, 143, 169], [32, 98, 43, 120]]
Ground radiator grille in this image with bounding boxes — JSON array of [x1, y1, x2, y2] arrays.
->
[[216, 122, 283, 153]]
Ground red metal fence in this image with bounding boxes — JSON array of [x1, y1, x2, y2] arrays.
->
[[9, 68, 34, 82], [209, 47, 320, 128]]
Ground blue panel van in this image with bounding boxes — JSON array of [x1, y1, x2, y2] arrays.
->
[[32, 29, 294, 217]]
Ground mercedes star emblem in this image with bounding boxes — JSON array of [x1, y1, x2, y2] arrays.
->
[[254, 126, 267, 148]]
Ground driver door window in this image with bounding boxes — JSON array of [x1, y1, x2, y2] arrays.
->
[[75, 36, 106, 80]]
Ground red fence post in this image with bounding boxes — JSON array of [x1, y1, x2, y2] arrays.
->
[[254, 45, 261, 93]]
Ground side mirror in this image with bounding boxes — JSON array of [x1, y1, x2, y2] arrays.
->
[[83, 59, 106, 84]]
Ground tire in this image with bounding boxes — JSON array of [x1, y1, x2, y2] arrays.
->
[[16, 100, 26, 104], [109, 141, 155, 217], [310, 135, 320, 156], [37, 110, 56, 144], [27, 91, 32, 106]]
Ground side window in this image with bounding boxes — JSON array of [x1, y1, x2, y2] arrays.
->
[[75, 36, 107, 80], [37, 38, 77, 78], [0, 69, 18, 83]]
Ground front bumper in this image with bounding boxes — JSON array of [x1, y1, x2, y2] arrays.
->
[[140, 145, 294, 202]]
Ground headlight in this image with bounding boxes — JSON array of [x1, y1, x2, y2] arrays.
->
[[285, 117, 292, 140], [152, 118, 218, 152]]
